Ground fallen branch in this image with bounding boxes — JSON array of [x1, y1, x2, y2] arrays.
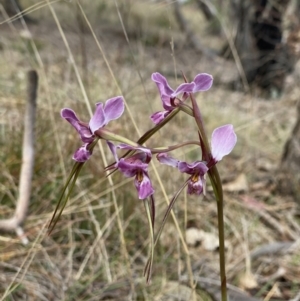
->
[[0, 70, 38, 244]]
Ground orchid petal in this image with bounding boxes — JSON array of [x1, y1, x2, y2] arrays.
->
[[178, 161, 208, 175], [114, 145, 154, 199], [89, 103, 106, 134], [157, 153, 179, 168], [61, 108, 80, 124], [193, 73, 213, 91], [117, 144, 151, 154], [103, 96, 125, 124], [73, 144, 92, 162], [151, 73, 175, 110], [117, 144, 152, 162], [61, 108, 93, 143], [117, 158, 148, 177], [187, 176, 204, 195], [211, 124, 237, 162], [135, 172, 154, 199], [150, 111, 171, 124], [107, 141, 118, 163], [151, 72, 174, 96], [172, 82, 195, 96], [161, 97, 174, 110]]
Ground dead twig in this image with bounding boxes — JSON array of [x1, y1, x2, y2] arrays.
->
[[0, 70, 38, 244]]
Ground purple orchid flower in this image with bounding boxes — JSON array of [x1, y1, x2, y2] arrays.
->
[[151, 72, 213, 124], [157, 153, 208, 195], [61, 96, 124, 162], [157, 124, 237, 195], [108, 142, 154, 199]]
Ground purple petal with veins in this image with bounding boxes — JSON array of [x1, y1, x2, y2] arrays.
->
[[61, 108, 79, 125], [103, 96, 125, 124], [151, 73, 176, 110], [117, 144, 152, 162], [157, 153, 179, 168], [211, 124, 237, 162], [73, 144, 92, 162], [107, 141, 118, 163], [61, 108, 93, 143], [117, 158, 148, 177], [135, 172, 154, 199], [150, 110, 172, 124], [193, 73, 213, 91], [151, 72, 174, 96], [172, 82, 195, 97], [178, 161, 208, 175], [187, 177, 204, 195], [89, 103, 106, 134]]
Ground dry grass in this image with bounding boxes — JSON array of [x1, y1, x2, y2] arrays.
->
[[0, 0, 300, 300]]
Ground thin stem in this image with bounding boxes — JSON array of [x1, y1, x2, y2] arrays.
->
[[96, 128, 139, 147], [144, 199, 155, 283], [208, 165, 227, 301], [150, 140, 200, 153], [137, 108, 180, 145], [177, 102, 194, 116], [48, 163, 84, 234], [189, 93, 210, 161]]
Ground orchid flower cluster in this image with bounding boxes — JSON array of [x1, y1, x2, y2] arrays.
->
[[49, 72, 237, 300]]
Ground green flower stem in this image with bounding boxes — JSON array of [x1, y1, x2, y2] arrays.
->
[[178, 103, 194, 116], [208, 165, 228, 301], [96, 128, 139, 147], [146, 89, 228, 299], [150, 141, 200, 153], [137, 108, 180, 145], [186, 90, 228, 300]]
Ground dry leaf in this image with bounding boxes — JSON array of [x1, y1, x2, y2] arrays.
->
[[223, 174, 249, 192], [186, 228, 228, 251], [239, 271, 258, 290], [185, 227, 202, 246]]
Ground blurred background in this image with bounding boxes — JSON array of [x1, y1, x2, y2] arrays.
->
[[0, 0, 300, 300]]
